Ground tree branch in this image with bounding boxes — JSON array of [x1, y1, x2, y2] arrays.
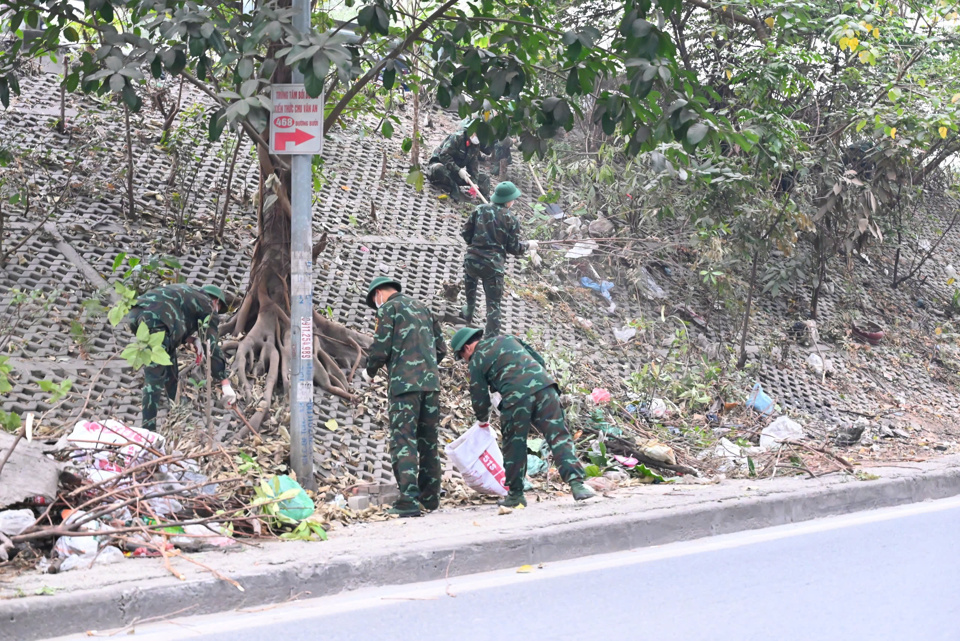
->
[[179, 71, 288, 173], [684, 0, 769, 42], [324, 0, 460, 132]]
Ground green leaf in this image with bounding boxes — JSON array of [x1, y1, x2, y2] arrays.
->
[[147, 330, 165, 348], [64, 27, 79, 43], [373, 5, 390, 35], [357, 5, 375, 29], [121, 85, 141, 111], [436, 85, 451, 108], [98, 1, 114, 23], [381, 120, 393, 138], [136, 321, 150, 342], [107, 305, 125, 327], [686, 122, 709, 145], [112, 252, 126, 272], [405, 168, 424, 191], [209, 107, 226, 142], [151, 347, 172, 366], [565, 67, 580, 96], [382, 66, 396, 91], [489, 71, 507, 99], [120, 343, 141, 367], [401, 137, 413, 153], [304, 70, 323, 98], [240, 78, 258, 98], [584, 464, 602, 477], [238, 57, 254, 80]]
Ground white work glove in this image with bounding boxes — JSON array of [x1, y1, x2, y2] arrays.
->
[[526, 239, 539, 251], [458, 167, 470, 181], [362, 369, 374, 382], [191, 336, 204, 366], [221, 381, 238, 408], [490, 392, 502, 411], [529, 249, 542, 268]]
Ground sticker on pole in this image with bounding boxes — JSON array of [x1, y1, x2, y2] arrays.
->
[[270, 84, 323, 155]]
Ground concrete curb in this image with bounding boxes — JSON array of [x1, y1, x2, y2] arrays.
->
[[5, 460, 960, 640]]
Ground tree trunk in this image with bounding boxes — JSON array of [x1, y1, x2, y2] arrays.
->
[[124, 105, 135, 220], [56, 54, 67, 134], [810, 236, 827, 319], [736, 250, 760, 370], [219, 36, 372, 433], [216, 129, 244, 242]]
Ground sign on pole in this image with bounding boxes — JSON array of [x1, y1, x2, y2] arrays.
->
[[269, 84, 322, 155]]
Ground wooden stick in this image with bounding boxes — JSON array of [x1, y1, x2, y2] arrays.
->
[[0, 425, 25, 478], [232, 405, 262, 442], [528, 161, 547, 196], [462, 174, 488, 204]]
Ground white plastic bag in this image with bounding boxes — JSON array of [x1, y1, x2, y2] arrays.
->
[[445, 423, 508, 496], [760, 416, 804, 450]]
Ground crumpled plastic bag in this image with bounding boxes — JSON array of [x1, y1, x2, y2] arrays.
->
[[526, 454, 548, 477], [580, 276, 614, 302], [759, 416, 804, 450], [59, 546, 125, 572], [640, 439, 677, 466]]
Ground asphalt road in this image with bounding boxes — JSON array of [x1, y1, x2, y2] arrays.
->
[[62, 496, 960, 641]]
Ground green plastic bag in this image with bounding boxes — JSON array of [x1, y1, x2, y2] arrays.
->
[[272, 475, 315, 521]]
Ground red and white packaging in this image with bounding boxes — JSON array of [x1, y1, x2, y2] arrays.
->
[[444, 423, 508, 497]]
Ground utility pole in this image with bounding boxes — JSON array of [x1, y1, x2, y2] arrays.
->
[[287, 0, 319, 491]]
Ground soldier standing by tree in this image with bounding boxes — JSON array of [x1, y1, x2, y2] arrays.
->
[[124, 283, 237, 432], [450, 327, 595, 508], [363, 277, 448, 517], [461, 180, 539, 336]]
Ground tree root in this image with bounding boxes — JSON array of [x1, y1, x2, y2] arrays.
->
[[221, 290, 372, 434]]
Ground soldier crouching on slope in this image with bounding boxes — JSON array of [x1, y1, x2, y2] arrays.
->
[[363, 277, 448, 518], [125, 283, 237, 432], [424, 125, 491, 202], [450, 327, 596, 508], [461, 180, 539, 336]]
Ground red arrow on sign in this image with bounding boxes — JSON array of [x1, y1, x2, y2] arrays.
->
[[275, 128, 315, 150]]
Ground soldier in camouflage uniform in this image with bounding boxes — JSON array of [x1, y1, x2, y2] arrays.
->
[[124, 283, 237, 432], [457, 115, 513, 180], [424, 128, 491, 201], [492, 137, 513, 180], [364, 277, 448, 517], [461, 181, 539, 336], [450, 327, 596, 507]]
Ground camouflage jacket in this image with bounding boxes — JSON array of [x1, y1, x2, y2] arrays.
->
[[461, 203, 529, 271], [467, 334, 555, 422], [428, 130, 487, 178], [366, 292, 447, 396], [132, 284, 226, 380]]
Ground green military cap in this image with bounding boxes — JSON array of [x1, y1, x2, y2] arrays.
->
[[491, 181, 522, 204], [450, 327, 483, 359], [201, 285, 227, 307], [365, 276, 402, 309]]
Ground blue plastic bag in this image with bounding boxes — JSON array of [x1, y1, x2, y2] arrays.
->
[[580, 276, 614, 303]]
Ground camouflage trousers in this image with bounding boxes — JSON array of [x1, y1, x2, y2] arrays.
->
[[493, 139, 512, 164], [424, 163, 491, 200], [389, 391, 442, 510], [126, 309, 179, 432], [499, 386, 584, 494], [463, 256, 504, 337]]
